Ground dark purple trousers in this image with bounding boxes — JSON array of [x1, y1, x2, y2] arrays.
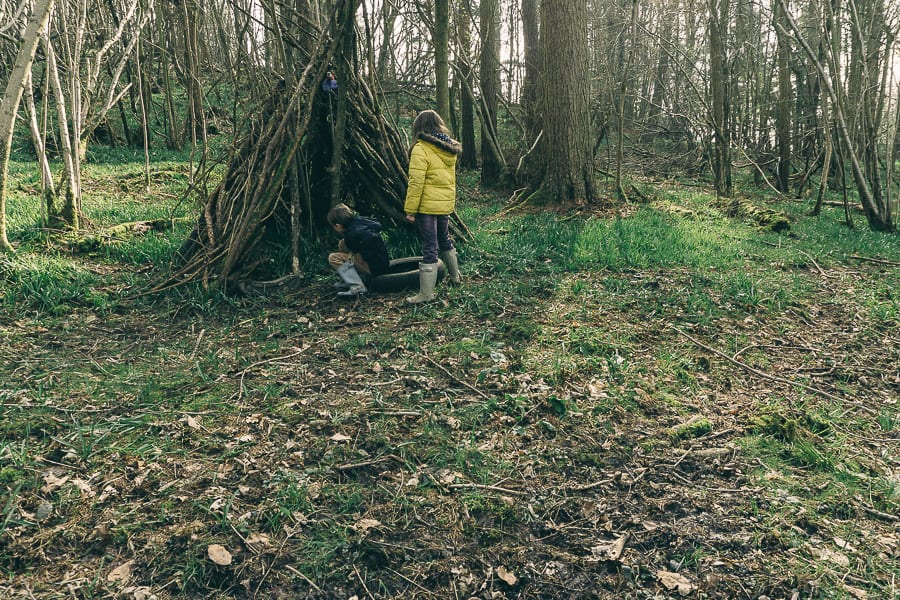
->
[[416, 214, 454, 264]]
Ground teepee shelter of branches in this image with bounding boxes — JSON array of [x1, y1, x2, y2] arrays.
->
[[164, 0, 467, 292]]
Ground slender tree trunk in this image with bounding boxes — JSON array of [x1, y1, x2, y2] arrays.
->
[[376, 0, 398, 81], [47, 42, 80, 228], [329, 20, 354, 206], [774, 0, 792, 193], [135, 39, 150, 194], [479, 0, 503, 184], [434, 0, 450, 121], [24, 70, 56, 222], [812, 94, 832, 215], [708, 0, 732, 198], [615, 0, 638, 199], [455, 0, 477, 169], [0, 0, 55, 250]]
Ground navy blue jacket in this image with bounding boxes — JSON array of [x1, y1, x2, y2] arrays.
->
[[344, 216, 390, 275]]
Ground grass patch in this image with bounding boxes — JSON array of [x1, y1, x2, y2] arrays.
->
[[0, 167, 896, 599]]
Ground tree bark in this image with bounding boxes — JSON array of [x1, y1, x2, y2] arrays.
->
[[521, 0, 540, 142], [536, 0, 595, 204], [479, 0, 503, 184], [0, 0, 55, 250], [434, 0, 450, 122], [455, 0, 477, 169], [708, 0, 732, 198], [774, 0, 792, 193]]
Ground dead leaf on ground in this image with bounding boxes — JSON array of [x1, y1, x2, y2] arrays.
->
[[107, 560, 134, 583], [657, 570, 695, 596], [809, 544, 850, 568], [330, 433, 352, 442], [246, 533, 270, 545], [70, 478, 96, 497], [41, 472, 69, 493], [495, 565, 517, 586], [353, 518, 382, 533], [207, 544, 232, 566], [590, 533, 629, 561], [182, 415, 201, 429]]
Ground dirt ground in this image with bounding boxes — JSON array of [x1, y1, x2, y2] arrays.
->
[[0, 261, 897, 599]]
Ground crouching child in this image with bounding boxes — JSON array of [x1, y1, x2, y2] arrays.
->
[[327, 203, 390, 298]]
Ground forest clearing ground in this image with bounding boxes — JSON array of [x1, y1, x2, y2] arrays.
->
[[1, 247, 897, 599]]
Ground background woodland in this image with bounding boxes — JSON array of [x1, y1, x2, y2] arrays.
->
[[1, 0, 898, 266]]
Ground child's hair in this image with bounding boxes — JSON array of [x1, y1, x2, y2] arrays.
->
[[411, 109, 449, 139], [327, 203, 355, 227]]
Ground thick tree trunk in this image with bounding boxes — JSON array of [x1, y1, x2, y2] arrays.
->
[[0, 0, 54, 251], [521, 0, 540, 142], [537, 0, 595, 204], [455, 2, 477, 170]]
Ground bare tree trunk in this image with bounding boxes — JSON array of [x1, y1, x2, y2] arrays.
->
[[434, 0, 450, 121], [479, 0, 503, 185], [455, 0, 477, 169], [47, 42, 80, 228], [375, 0, 398, 81], [24, 70, 56, 222], [329, 18, 354, 207], [708, 0, 732, 198], [135, 39, 150, 194], [812, 93, 832, 215], [537, 0, 595, 204], [774, 0, 792, 193], [778, 0, 893, 231], [0, 0, 54, 250], [615, 0, 638, 200], [521, 0, 540, 141]]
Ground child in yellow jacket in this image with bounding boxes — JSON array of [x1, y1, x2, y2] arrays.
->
[[404, 110, 463, 304]]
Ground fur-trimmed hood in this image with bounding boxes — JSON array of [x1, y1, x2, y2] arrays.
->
[[417, 132, 462, 156]]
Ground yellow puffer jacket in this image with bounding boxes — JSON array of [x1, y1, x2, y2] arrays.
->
[[404, 133, 463, 216]]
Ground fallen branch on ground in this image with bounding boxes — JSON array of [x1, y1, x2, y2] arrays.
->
[[672, 326, 876, 414]]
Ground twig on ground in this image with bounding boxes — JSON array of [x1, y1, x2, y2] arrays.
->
[[284, 565, 323, 593], [667, 469, 756, 494], [354, 565, 375, 599], [450, 483, 526, 496], [567, 478, 614, 492], [421, 354, 491, 401], [190, 328, 205, 360], [333, 455, 400, 471], [860, 505, 899, 522], [386, 567, 440, 597], [850, 254, 900, 266], [238, 347, 309, 399], [673, 326, 876, 414], [797, 249, 833, 278]]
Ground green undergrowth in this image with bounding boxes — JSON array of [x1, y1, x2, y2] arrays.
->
[[0, 164, 897, 598]]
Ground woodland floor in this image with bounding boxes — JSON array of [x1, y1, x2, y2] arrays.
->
[[0, 225, 898, 599]]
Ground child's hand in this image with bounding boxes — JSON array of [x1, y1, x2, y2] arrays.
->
[[405, 214, 415, 224]]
